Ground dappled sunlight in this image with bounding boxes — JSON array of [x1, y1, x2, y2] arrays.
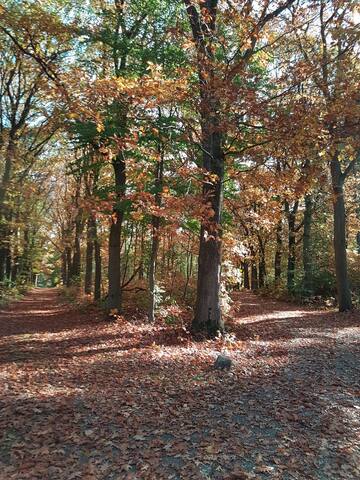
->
[[1, 290, 359, 479], [234, 309, 307, 324], [1, 0, 359, 477], [0, 308, 67, 317]]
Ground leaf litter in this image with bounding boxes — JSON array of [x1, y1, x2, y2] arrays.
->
[[0, 289, 359, 479]]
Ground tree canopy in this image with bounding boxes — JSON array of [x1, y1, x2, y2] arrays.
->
[[0, 0, 359, 328]]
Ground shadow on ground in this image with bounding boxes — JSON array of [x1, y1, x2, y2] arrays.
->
[[0, 289, 359, 479]]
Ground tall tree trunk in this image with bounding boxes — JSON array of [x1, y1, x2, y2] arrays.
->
[[68, 177, 84, 286], [148, 216, 160, 322], [0, 225, 10, 283], [70, 210, 83, 285], [285, 200, 298, 293], [242, 261, 250, 289], [331, 154, 352, 311], [93, 217, 102, 301], [11, 258, 18, 283], [303, 194, 313, 296], [5, 246, 11, 281], [192, 127, 224, 335], [0, 137, 15, 282], [183, 242, 194, 300], [258, 236, 266, 288], [107, 154, 126, 311], [0, 138, 14, 211], [250, 247, 258, 290], [138, 224, 145, 280], [5, 210, 13, 281], [148, 148, 164, 322], [274, 219, 283, 287], [251, 261, 258, 291], [11, 229, 19, 283], [84, 217, 94, 294], [184, 0, 224, 335], [61, 251, 67, 286], [192, 89, 224, 332], [0, 249, 5, 282], [65, 246, 72, 288], [11, 208, 20, 283], [19, 227, 31, 283]]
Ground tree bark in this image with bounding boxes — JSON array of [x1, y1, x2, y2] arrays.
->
[[192, 126, 224, 335], [183, 244, 194, 300], [285, 200, 298, 293], [242, 261, 250, 289], [148, 217, 160, 322], [184, 0, 224, 335], [61, 251, 67, 286], [84, 217, 94, 294], [11, 256, 18, 283], [0, 229, 9, 282], [5, 245, 11, 280], [19, 227, 31, 283], [93, 217, 102, 301], [65, 246, 72, 288], [251, 261, 258, 291], [138, 224, 145, 280], [184, 0, 296, 332], [0, 137, 15, 281], [70, 209, 83, 285], [148, 147, 164, 323], [331, 154, 352, 311], [258, 236, 266, 288], [107, 153, 126, 310], [303, 194, 313, 296], [274, 219, 283, 287], [0, 137, 15, 211], [10, 207, 20, 283]]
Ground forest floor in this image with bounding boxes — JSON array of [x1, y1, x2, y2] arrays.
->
[[0, 289, 359, 480]]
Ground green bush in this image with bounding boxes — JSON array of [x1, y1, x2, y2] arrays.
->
[[312, 270, 336, 297]]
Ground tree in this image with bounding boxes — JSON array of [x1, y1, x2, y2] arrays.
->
[[183, 0, 296, 335], [294, 0, 360, 310]]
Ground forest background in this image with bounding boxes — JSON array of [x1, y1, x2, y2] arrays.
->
[[0, 0, 359, 335]]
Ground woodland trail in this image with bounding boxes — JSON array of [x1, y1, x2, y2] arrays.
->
[[0, 289, 359, 480]]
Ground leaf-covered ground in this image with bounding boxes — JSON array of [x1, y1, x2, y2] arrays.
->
[[0, 289, 359, 480]]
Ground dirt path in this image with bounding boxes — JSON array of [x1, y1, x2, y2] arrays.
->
[[0, 289, 359, 479]]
